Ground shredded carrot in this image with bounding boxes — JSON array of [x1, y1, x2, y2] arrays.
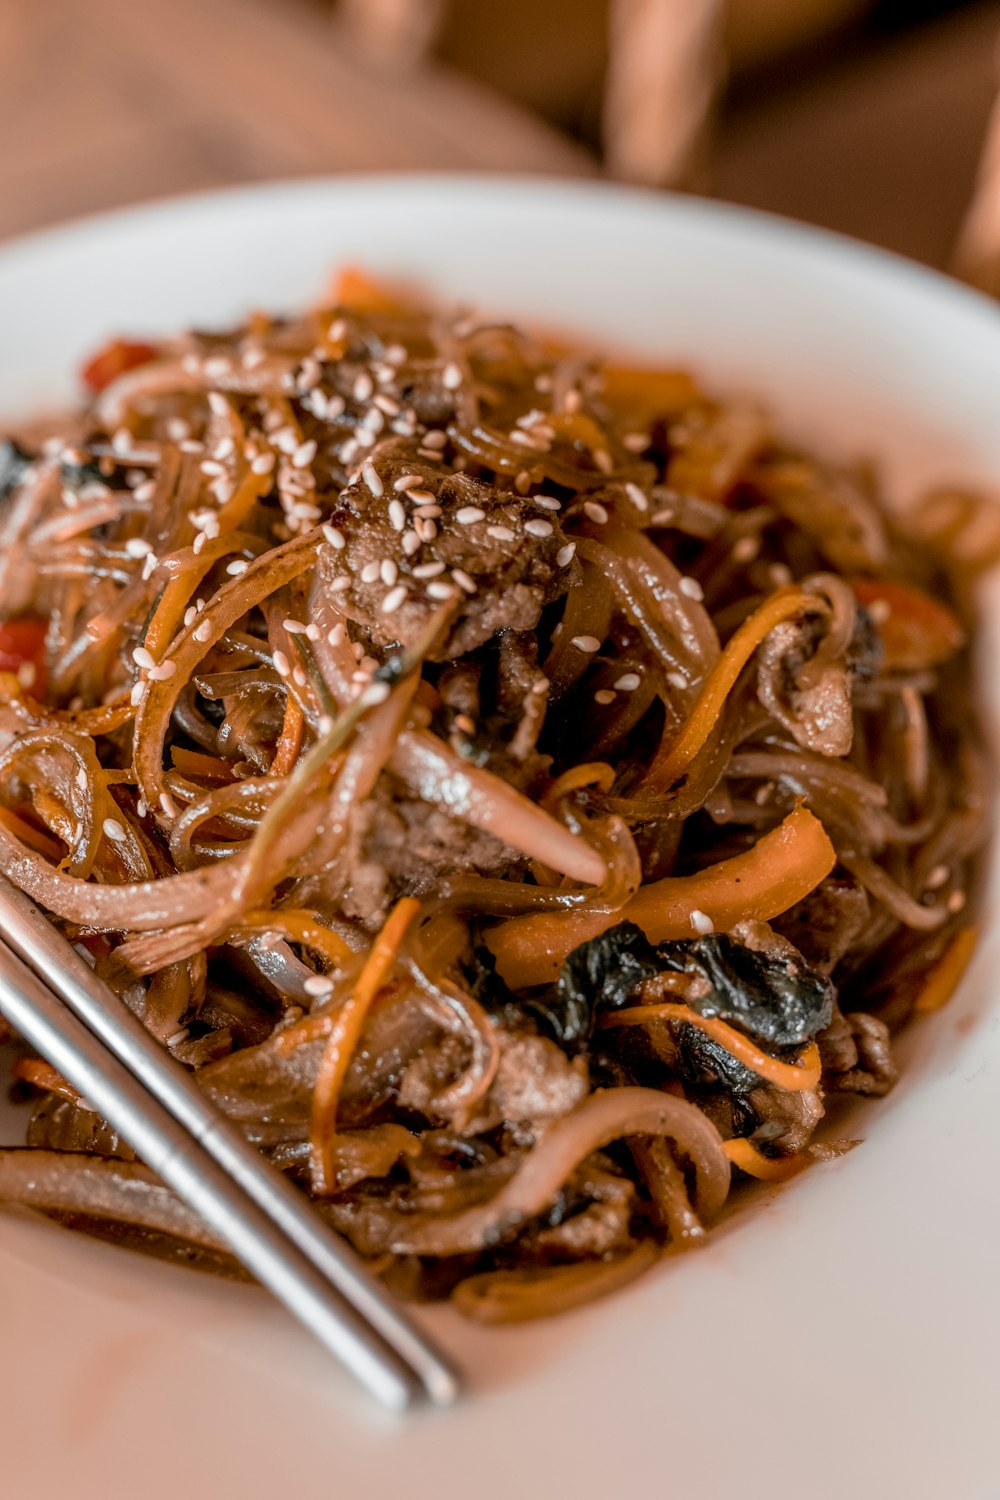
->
[[915, 926, 978, 1013], [236, 908, 352, 970], [723, 1138, 811, 1181], [309, 898, 422, 1193], [646, 585, 809, 789], [599, 1003, 821, 1092], [543, 761, 616, 808], [331, 265, 413, 316], [144, 532, 259, 657], [488, 806, 835, 989], [12, 1058, 80, 1104], [270, 695, 305, 777]]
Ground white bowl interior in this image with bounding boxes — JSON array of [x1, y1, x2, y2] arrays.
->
[[0, 178, 998, 1500]]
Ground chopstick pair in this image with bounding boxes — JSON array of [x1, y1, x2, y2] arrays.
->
[[0, 876, 461, 1412]]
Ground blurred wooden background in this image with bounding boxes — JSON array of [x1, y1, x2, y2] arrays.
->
[[0, 0, 996, 279]]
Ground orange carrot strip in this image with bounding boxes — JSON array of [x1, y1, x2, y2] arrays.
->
[[12, 1058, 80, 1104], [915, 927, 978, 1013], [723, 1138, 811, 1181], [0, 807, 65, 860], [487, 806, 835, 990], [170, 747, 236, 783], [599, 1004, 821, 1092], [270, 695, 305, 777], [646, 585, 808, 789], [309, 898, 422, 1193], [235, 908, 352, 971]]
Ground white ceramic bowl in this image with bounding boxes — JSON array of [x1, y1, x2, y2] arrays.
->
[[1, 178, 998, 1500]]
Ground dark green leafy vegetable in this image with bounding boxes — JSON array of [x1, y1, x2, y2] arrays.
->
[[548, 922, 661, 1053]]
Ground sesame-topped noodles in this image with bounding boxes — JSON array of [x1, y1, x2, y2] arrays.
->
[[0, 268, 989, 1321]]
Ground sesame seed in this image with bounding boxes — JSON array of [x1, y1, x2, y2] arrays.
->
[[322, 524, 346, 550], [770, 564, 793, 587], [394, 474, 424, 492], [594, 689, 616, 705], [359, 407, 385, 435], [318, 714, 334, 735], [166, 418, 191, 442], [487, 525, 517, 542], [442, 362, 463, 389], [147, 660, 177, 681], [451, 569, 477, 594], [401, 531, 422, 556], [614, 672, 641, 691], [132, 646, 156, 670], [556, 542, 577, 567], [624, 482, 649, 513], [454, 713, 476, 734], [124, 537, 152, 558], [352, 372, 374, 403], [381, 584, 408, 615], [283, 618, 308, 634], [374, 393, 400, 416], [200, 459, 225, 477], [293, 667, 308, 687], [388, 498, 406, 531], [292, 439, 317, 469], [926, 864, 950, 891], [251, 452, 276, 475], [130, 681, 145, 705], [421, 430, 447, 450], [651, 508, 675, 526], [584, 501, 609, 524], [412, 504, 442, 519], [159, 791, 179, 818], [179, 439, 204, 455], [427, 581, 457, 601], [667, 671, 688, 691], [594, 450, 613, 474], [572, 635, 602, 653], [413, 561, 446, 578], [192, 533, 207, 555], [359, 681, 391, 707], [133, 480, 157, 503], [415, 517, 438, 542], [184, 606, 197, 627], [384, 343, 407, 366], [305, 623, 320, 642], [380, 559, 398, 586], [690, 909, 715, 936], [455, 506, 486, 525], [731, 536, 759, 565], [623, 432, 650, 453], [193, 620, 212, 643], [947, 890, 967, 914], [136, 798, 148, 818], [303, 974, 334, 997], [327, 623, 347, 646], [524, 518, 553, 538], [325, 394, 347, 419], [679, 576, 704, 601], [207, 390, 230, 416], [360, 562, 381, 584], [867, 598, 891, 625], [406, 489, 437, 505], [534, 495, 562, 511], [362, 461, 383, 497], [226, 559, 248, 575], [273, 650, 291, 676], [102, 817, 127, 843]]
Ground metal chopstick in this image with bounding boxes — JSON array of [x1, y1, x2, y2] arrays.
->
[[0, 877, 461, 1412]]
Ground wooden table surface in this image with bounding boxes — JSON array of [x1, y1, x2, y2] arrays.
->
[[0, 0, 995, 276], [0, 0, 590, 245]]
